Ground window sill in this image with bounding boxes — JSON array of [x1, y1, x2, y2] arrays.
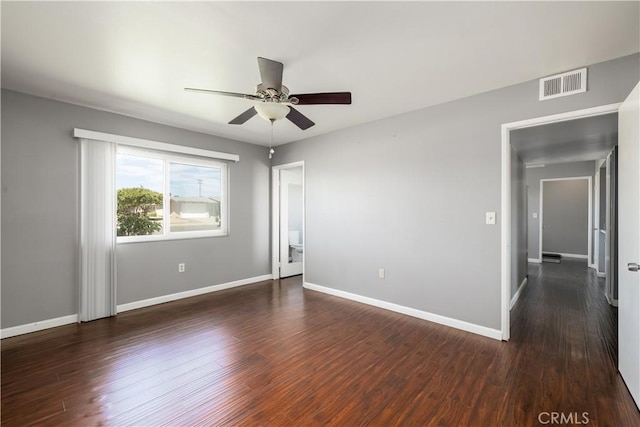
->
[[117, 231, 228, 244]]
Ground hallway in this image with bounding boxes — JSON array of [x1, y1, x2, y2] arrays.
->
[[507, 258, 638, 425]]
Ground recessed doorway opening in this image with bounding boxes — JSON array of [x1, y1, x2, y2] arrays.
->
[[272, 162, 305, 280]]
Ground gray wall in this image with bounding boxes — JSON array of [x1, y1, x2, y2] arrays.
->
[[1, 89, 271, 328], [542, 179, 590, 255], [511, 148, 527, 297], [273, 53, 638, 331], [526, 161, 596, 260]]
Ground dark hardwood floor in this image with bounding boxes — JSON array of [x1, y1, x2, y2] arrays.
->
[[2, 260, 639, 426]]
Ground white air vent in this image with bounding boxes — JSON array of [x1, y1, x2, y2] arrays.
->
[[539, 68, 587, 101]]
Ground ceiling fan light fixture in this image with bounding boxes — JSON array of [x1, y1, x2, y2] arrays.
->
[[255, 102, 289, 122], [186, 57, 349, 129]]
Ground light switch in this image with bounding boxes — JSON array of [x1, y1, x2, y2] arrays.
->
[[533, 212, 538, 219], [486, 212, 496, 225]]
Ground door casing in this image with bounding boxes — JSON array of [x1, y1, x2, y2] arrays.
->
[[501, 102, 621, 341], [272, 161, 305, 280]]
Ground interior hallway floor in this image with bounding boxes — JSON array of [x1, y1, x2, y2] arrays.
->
[[508, 258, 639, 425], [2, 261, 639, 426]]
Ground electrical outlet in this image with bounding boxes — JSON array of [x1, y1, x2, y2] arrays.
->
[[178, 263, 185, 273], [378, 268, 385, 279]]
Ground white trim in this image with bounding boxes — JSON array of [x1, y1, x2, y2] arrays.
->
[[554, 252, 589, 260], [503, 103, 621, 131], [539, 177, 592, 263], [74, 128, 239, 162], [1, 314, 78, 339], [272, 161, 305, 281], [117, 274, 272, 313], [597, 272, 607, 278], [594, 168, 599, 268], [605, 292, 619, 307], [1, 275, 272, 339], [272, 168, 280, 280], [304, 282, 502, 341], [604, 149, 616, 306], [528, 258, 542, 264], [501, 123, 511, 340], [510, 277, 528, 310], [501, 102, 621, 342], [115, 146, 230, 243], [589, 263, 598, 270]]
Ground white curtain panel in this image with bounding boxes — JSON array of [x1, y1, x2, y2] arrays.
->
[[79, 138, 117, 322]]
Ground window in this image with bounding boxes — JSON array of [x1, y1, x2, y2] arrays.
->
[[116, 147, 228, 242]]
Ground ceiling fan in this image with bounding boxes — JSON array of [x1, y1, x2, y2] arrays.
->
[[185, 57, 351, 130]]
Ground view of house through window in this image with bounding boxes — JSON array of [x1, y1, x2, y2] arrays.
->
[[116, 148, 227, 240], [169, 162, 222, 233]]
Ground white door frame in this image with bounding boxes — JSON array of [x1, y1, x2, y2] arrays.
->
[[593, 160, 606, 273], [539, 176, 592, 262], [501, 102, 621, 341], [272, 161, 305, 280]]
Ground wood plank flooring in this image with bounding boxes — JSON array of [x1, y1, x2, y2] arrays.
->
[[2, 260, 639, 426]]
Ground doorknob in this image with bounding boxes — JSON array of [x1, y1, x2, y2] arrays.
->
[[629, 263, 640, 272]]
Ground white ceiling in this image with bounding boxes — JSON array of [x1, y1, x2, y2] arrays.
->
[[510, 113, 618, 165], [2, 2, 638, 146]]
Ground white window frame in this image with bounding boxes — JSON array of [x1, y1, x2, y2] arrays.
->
[[116, 146, 229, 243], [74, 128, 238, 244]]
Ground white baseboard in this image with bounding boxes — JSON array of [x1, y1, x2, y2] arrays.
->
[[1, 274, 273, 339], [117, 274, 273, 313], [510, 277, 528, 310], [555, 253, 588, 260], [528, 258, 541, 264], [1, 314, 78, 339], [303, 282, 502, 341], [605, 292, 619, 307], [597, 272, 607, 278]]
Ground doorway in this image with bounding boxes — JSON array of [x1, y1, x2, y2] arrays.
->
[[272, 162, 304, 279], [502, 85, 640, 411], [501, 103, 621, 340], [539, 177, 592, 262]]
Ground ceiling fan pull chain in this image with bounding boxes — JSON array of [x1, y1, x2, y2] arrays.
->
[[269, 119, 275, 159]]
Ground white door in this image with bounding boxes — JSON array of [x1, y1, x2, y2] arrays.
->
[[618, 82, 640, 409], [279, 168, 303, 278]]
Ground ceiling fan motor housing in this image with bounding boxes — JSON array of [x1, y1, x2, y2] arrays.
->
[[256, 83, 291, 103]]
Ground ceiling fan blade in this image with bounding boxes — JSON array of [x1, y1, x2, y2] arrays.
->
[[229, 107, 257, 125], [185, 88, 260, 101], [257, 57, 283, 92], [291, 92, 352, 105], [286, 107, 315, 130]]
